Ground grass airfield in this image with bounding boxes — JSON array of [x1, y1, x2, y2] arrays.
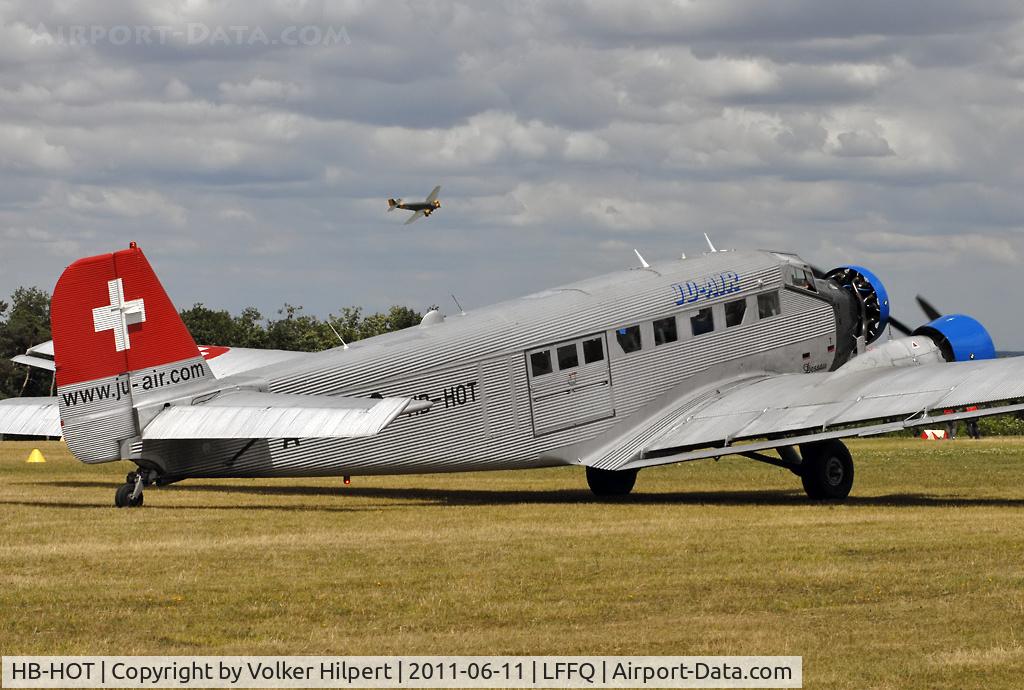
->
[[1, 438, 1024, 688]]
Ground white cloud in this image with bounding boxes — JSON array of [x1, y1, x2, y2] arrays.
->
[[0, 1, 1023, 347], [0, 125, 72, 170], [833, 130, 894, 157], [218, 207, 255, 223], [164, 77, 191, 100], [65, 186, 187, 227], [219, 77, 303, 102], [564, 132, 610, 161]]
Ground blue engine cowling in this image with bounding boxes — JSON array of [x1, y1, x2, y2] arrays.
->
[[826, 264, 890, 344], [913, 314, 996, 362]]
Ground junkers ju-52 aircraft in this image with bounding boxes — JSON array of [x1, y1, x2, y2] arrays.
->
[[2, 242, 1023, 508], [387, 185, 441, 225]]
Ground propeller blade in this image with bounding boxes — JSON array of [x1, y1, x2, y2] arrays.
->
[[916, 295, 942, 322], [888, 316, 913, 336]]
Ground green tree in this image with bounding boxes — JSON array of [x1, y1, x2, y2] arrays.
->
[[0, 287, 52, 398], [264, 304, 335, 352], [232, 307, 269, 348], [179, 303, 237, 347], [180, 304, 269, 349]]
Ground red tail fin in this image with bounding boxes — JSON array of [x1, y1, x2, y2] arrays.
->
[[52, 245, 201, 386], [52, 244, 213, 462]]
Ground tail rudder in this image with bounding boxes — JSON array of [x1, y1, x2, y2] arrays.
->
[[387, 198, 400, 211], [52, 243, 214, 463]]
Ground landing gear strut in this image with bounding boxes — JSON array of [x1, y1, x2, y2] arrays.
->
[[114, 470, 151, 508], [798, 439, 854, 500], [586, 466, 638, 497]]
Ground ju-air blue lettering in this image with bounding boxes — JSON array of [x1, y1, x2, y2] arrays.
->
[[673, 271, 741, 305]]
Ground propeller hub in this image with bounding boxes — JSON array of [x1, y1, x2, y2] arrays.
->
[[825, 265, 890, 345]]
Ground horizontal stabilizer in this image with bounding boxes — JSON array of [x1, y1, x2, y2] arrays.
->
[[12, 354, 56, 371], [27, 340, 54, 357], [0, 397, 61, 437], [142, 390, 427, 440]]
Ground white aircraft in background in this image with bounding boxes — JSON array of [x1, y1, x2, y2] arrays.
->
[[2, 243, 1024, 508], [387, 185, 441, 225]]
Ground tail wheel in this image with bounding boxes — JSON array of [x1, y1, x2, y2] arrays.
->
[[586, 466, 638, 497], [114, 483, 143, 508], [798, 439, 854, 500]]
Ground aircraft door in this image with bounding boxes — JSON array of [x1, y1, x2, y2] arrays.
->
[[526, 334, 615, 436]]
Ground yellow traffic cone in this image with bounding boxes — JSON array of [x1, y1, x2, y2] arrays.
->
[[26, 448, 46, 464]]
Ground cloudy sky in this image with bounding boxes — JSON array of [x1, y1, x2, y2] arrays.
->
[[2, 1, 1024, 345]]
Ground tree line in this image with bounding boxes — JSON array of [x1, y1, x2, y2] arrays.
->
[[0, 286, 423, 399], [1, 285, 1023, 437]]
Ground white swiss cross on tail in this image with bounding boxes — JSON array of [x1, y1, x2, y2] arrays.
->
[[92, 278, 146, 352]]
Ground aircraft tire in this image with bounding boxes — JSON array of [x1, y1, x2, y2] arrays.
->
[[114, 483, 144, 508], [586, 466, 638, 497], [798, 439, 854, 500]]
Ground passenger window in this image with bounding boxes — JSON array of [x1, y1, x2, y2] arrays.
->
[[653, 316, 678, 346], [582, 337, 604, 364], [616, 325, 642, 353], [557, 344, 579, 370], [725, 298, 746, 327], [530, 350, 553, 376], [758, 292, 781, 319], [690, 308, 714, 336]]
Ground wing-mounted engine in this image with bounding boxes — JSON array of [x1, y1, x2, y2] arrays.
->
[[913, 314, 995, 362], [826, 265, 889, 345], [836, 314, 996, 373], [812, 262, 997, 372]]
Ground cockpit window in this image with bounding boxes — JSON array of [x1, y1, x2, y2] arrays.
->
[[616, 325, 642, 353], [788, 267, 817, 292], [530, 350, 553, 376]]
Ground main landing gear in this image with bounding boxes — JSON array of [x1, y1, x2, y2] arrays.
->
[[114, 469, 157, 508], [583, 438, 856, 500], [797, 439, 854, 500], [751, 439, 854, 500]]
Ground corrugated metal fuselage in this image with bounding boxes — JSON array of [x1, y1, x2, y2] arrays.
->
[[139, 250, 840, 478]]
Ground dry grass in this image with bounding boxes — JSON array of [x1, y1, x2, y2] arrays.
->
[[2, 438, 1024, 688]]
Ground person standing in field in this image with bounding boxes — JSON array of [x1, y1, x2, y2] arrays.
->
[[966, 406, 981, 439]]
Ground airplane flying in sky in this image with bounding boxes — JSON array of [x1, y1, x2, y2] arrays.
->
[[387, 185, 441, 225], [3, 243, 1024, 508]]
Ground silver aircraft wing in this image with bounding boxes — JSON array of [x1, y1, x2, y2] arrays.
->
[[425, 185, 441, 204], [582, 356, 1024, 472], [404, 210, 425, 225], [142, 390, 430, 440], [0, 397, 61, 437]]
